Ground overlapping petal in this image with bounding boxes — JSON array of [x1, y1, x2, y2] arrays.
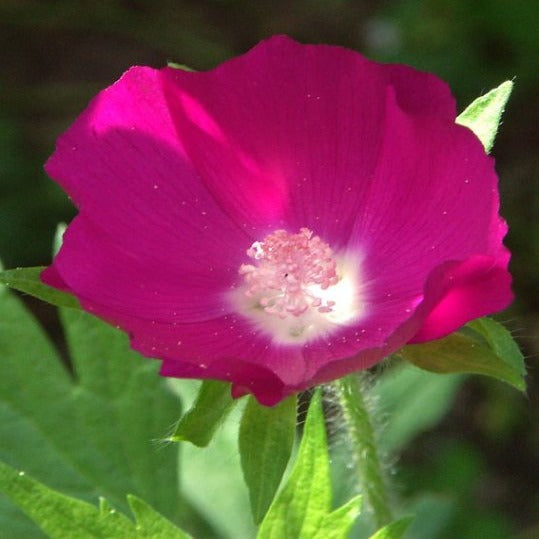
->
[[43, 35, 512, 405]]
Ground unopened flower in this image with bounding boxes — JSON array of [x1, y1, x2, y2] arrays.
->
[[42, 36, 512, 405]]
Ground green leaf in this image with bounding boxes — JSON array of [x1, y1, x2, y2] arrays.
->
[[99, 497, 114, 515], [128, 495, 192, 538], [239, 395, 297, 524], [0, 266, 80, 309], [0, 460, 194, 539], [368, 516, 414, 539], [0, 288, 191, 535], [177, 389, 256, 539], [0, 460, 134, 538], [257, 390, 333, 539], [456, 80, 513, 153], [53, 223, 67, 256], [374, 363, 465, 453], [467, 317, 526, 382], [313, 495, 363, 539], [169, 380, 236, 447], [397, 317, 526, 391]]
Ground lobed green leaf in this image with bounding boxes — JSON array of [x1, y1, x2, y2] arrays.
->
[[0, 288, 188, 534], [456, 80, 513, 153], [239, 395, 297, 524], [0, 460, 193, 538], [0, 460, 134, 538]]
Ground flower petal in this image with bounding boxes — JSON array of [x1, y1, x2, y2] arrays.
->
[[409, 256, 513, 343], [45, 66, 254, 321], [343, 87, 510, 337], [46, 215, 239, 322], [161, 35, 457, 246], [41, 36, 513, 405]]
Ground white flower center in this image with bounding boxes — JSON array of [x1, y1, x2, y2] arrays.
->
[[231, 228, 364, 344]]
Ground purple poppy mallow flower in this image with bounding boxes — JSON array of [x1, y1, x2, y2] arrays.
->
[[42, 35, 512, 405]]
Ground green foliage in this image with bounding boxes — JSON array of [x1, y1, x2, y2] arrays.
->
[[0, 286, 185, 535], [0, 266, 80, 309], [0, 3, 535, 537], [374, 363, 465, 453], [239, 395, 297, 524], [127, 495, 191, 538], [400, 441, 514, 539], [456, 80, 513, 152], [257, 391, 362, 539], [368, 516, 414, 539], [312, 496, 363, 539], [170, 380, 236, 447], [0, 460, 191, 538], [398, 317, 526, 392], [177, 394, 256, 539], [0, 460, 134, 538]]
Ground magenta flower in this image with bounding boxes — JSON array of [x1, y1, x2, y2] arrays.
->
[[42, 36, 512, 405]]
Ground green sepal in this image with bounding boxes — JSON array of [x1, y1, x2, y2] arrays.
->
[[239, 395, 297, 524], [368, 516, 415, 539], [456, 80, 513, 153], [398, 317, 526, 392], [0, 266, 80, 309], [257, 390, 361, 538], [169, 380, 236, 447]]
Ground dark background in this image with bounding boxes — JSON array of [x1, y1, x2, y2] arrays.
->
[[0, 1, 537, 537]]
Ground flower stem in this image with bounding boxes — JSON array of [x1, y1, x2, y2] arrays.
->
[[336, 373, 392, 530]]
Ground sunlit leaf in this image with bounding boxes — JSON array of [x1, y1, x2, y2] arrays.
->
[[456, 80, 513, 153], [258, 390, 361, 539], [257, 390, 330, 538], [0, 460, 134, 538], [0, 461, 193, 538], [398, 317, 526, 392], [169, 380, 236, 447], [239, 395, 297, 523], [312, 495, 363, 539], [0, 288, 193, 535]]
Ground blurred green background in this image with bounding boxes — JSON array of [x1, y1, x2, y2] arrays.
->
[[0, 1, 537, 537]]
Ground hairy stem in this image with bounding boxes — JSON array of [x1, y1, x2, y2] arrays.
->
[[337, 374, 392, 530]]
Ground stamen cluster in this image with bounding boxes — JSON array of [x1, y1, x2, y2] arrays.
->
[[239, 228, 339, 318]]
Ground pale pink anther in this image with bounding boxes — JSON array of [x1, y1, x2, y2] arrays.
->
[[239, 228, 339, 318]]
